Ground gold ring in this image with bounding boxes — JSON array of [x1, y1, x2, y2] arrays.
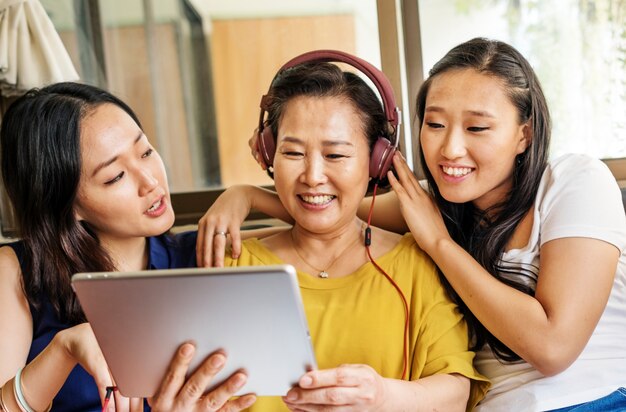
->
[[214, 231, 228, 237]]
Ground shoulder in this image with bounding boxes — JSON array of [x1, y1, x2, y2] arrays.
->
[[167, 230, 198, 249], [543, 154, 616, 190], [538, 154, 626, 247], [0, 244, 34, 378], [368, 225, 403, 258], [150, 231, 198, 268], [550, 153, 606, 170], [224, 238, 276, 267], [0, 242, 22, 282], [0, 243, 27, 306], [383, 233, 439, 282], [538, 153, 621, 207], [0, 243, 22, 276], [392, 233, 434, 264]]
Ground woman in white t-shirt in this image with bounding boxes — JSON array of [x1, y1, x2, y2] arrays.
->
[[197, 38, 626, 411]]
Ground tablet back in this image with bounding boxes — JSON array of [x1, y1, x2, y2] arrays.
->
[[71, 265, 316, 398]]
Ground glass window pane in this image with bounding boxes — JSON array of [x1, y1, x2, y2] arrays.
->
[[41, 0, 381, 192], [417, 0, 626, 160]]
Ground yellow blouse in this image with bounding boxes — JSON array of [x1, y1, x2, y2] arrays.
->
[[224, 233, 489, 411]]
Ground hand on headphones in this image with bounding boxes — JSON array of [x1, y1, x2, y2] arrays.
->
[[249, 128, 267, 171]]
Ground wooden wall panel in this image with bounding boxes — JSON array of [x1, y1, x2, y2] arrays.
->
[[104, 25, 194, 191], [210, 15, 356, 187]]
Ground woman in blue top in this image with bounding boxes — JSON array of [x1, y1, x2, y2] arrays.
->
[[0, 82, 255, 411]]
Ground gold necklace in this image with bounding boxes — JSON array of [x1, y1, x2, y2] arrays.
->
[[289, 224, 364, 278]]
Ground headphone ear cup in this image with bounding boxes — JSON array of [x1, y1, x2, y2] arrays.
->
[[369, 137, 396, 180], [258, 126, 276, 168]]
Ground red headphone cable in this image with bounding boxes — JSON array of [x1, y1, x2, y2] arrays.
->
[[102, 386, 117, 412], [365, 182, 410, 381]]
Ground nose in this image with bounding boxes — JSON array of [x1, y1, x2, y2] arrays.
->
[[138, 167, 159, 197], [440, 126, 467, 160], [299, 154, 327, 187]]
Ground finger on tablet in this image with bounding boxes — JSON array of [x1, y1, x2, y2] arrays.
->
[[199, 371, 250, 410], [177, 351, 228, 405], [220, 394, 257, 411], [156, 342, 196, 401]]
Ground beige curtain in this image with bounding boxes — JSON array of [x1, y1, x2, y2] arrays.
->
[[0, 0, 79, 97]]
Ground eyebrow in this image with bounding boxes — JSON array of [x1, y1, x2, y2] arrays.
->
[[280, 136, 354, 147], [91, 132, 144, 177], [425, 106, 496, 118]]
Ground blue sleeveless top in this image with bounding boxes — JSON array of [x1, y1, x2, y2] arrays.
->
[[6, 231, 197, 412]]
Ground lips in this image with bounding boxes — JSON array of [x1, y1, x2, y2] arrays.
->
[[442, 165, 474, 177], [146, 198, 162, 212], [298, 194, 335, 205], [144, 195, 167, 217]]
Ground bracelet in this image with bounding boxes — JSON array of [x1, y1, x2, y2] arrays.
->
[[13, 369, 53, 412], [13, 369, 33, 412], [0, 384, 11, 412]]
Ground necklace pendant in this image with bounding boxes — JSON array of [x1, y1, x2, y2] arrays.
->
[[318, 271, 329, 279]]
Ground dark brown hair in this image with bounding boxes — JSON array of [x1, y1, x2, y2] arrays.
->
[[416, 38, 551, 361], [1, 82, 142, 324]]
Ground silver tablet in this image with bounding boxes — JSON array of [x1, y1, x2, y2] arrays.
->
[[71, 265, 316, 398]]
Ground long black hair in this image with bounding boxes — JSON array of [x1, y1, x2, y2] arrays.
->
[[1, 82, 142, 325], [265, 62, 391, 192], [416, 38, 551, 361]]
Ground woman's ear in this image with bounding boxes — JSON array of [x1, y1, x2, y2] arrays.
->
[[516, 122, 533, 154], [73, 206, 84, 222]]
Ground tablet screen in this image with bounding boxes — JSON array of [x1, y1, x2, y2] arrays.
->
[[72, 265, 316, 397]]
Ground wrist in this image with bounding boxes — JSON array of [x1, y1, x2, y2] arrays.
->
[[422, 233, 454, 260], [375, 377, 393, 412], [239, 185, 255, 212], [378, 377, 430, 412], [50, 329, 79, 367], [0, 379, 19, 412]]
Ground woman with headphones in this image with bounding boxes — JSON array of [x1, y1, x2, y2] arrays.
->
[[199, 39, 626, 411], [209, 51, 488, 411]]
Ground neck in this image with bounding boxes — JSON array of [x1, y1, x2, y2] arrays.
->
[[100, 236, 149, 271], [290, 219, 364, 249], [289, 219, 366, 278]]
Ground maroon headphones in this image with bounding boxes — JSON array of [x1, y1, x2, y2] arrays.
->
[[257, 50, 401, 181]]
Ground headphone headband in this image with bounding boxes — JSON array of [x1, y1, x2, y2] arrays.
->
[[258, 49, 401, 180], [273, 50, 400, 127]]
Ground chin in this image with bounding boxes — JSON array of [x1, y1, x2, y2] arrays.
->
[[151, 212, 176, 235], [439, 190, 472, 205]]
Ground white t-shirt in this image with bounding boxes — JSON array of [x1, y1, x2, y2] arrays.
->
[[474, 154, 626, 411]]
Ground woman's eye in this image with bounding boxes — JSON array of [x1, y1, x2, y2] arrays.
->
[[426, 122, 444, 129], [105, 172, 124, 185], [282, 151, 303, 157], [468, 126, 489, 132], [142, 148, 154, 158]]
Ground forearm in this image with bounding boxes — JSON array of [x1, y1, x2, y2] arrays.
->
[[241, 185, 294, 224], [358, 191, 408, 233], [382, 374, 469, 412], [1, 336, 75, 411], [430, 237, 585, 373], [240, 225, 290, 239]]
